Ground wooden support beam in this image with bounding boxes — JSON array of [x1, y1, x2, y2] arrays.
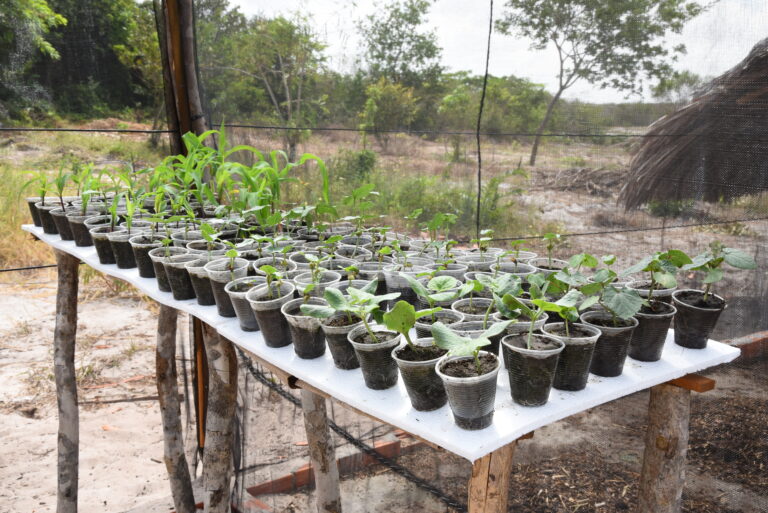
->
[[468, 442, 516, 513], [54, 250, 79, 513], [300, 389, 342, 513], [201, 329, 237, 513], [156, 305, 196, 513], [638, 383, 691, 513], [669, 374, 716, 393]]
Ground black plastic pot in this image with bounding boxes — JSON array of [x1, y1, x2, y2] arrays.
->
[[628, 301, 677, 362], [130, 234, 164, 278], [449, 321, 506, 356], [542, 322, 600, 392], [226, 276, 266, 331], [502, 333, 564, 407], [348, 325, 401, 390], [164, 255, 198, 300], [672, 289, 725, 349], [89, 225, 126, 265], [36, 202, 59, 234], [414, 310, 464, 339], [148, 247, 188, 293], [185, 257, 216, 306], [451, 298, 494, 323], [628, 280, 676, 304], [67, 211, 101, 247], [205, 257, 250, 318], [282, 298, 327, 359], [392, 338, 448, 411], [580, 311, 638, 377], [321, 314, 362, 370], [50, 207, 75, 240], [246, 282, 295, 348], [107, 231, 138, 269], [436, 352, 500, 430], [26, 197, 42, 227]]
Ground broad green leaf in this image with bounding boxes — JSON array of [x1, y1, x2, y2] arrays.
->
[[481, 320, 512, 339], [621, 255, 653, 276], [602, 255, 617, 266], [652, 271, 677, 289], [383, 301, 416, 335], [579, 295, 600, 311], [361, 279, 379, 295], [664, 249, 692, 267], [428, 275, 459, 292], [431, 322, 490, 357], [429, 291, 458, 303], [703, 268, 724, 284], [324, 287, 348, 310], [402, 273, 429, 298], [555, 289, 583, 308], [723, 248, 756, 269], [300, 304, 335, 318], [603, 287, 644, 319]]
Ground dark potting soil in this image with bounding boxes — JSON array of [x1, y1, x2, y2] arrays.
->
[[537, 264, 564, 271], [354, 331, 398, 345], [325, 314, 361, 327], [416, 315, 459, 326], [441, 353, 497, 378], [588, 317, 635, 328], [547, 325, 594, 338], [395, 345, 446, 362], [230, 282, 259, 293], [454, 303, 490, 315], [676, 290, 725, 309], [640, 301, 675, 315], [508, 336, 560, 352]]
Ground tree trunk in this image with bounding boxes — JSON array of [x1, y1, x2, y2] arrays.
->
[[54, 250, 79, 513], [529, 89, 563, 166], [638, 384, 691, 513], [156, 305, 196, 513], [300, 389, 342, 513], [200, 326, 238, 513]]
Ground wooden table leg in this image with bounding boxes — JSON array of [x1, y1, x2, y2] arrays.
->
[[638, 374, 716, 513], [468, 442, 516, 513], [156, 305, 196, 513], [54, 250, 79, 513], [300, 389, 342, 513], [201, 327, 237, 513]]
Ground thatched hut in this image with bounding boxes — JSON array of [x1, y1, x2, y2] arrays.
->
[[619, 38, 768, 209]]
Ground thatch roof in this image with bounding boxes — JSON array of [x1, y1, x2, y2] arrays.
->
[[619, 38, 768, 210]]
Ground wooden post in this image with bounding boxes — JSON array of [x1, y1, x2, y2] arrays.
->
[[638, 380, 698, 513], [467, 442, 516, 513], [156, 305, 196, 513], [200, 327, 237, 513], [53, 250, 79, 513], [300, 389, 342, 513]]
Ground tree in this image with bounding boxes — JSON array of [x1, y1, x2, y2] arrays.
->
[[0, 0, 66, 118], [438, 81, 474, 162], [357, 0, 442, 89], [359, 78, 417, 151], [234, 15, 326, 160], [652, 70, 707, 105], [496, 0, 709, 165]]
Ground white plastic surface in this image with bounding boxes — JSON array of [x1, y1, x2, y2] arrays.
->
[[24, 225, 740, 462]]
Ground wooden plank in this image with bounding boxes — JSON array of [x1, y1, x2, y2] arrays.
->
[[201, 328, 238, 513], [156, 305, 195, 513], [638, 383, 691, 513], [668, 374, 715, 393], [300, 390, 342, 513], [54, 250, 79, 513], [468, 442, 516, 513]]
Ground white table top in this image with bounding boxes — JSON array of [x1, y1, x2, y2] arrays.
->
[[23, 224, 740, 462]]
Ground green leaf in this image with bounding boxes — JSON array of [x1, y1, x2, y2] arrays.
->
[[703, 268, 724, 284], [664, 249, 692, 267], [428, 275, 458, 292], [555, 289, 583, 308], [431, 322, 489, 357], [361, 279, 379, 295], [652, 271, 677, 289], [722, 248, 756, 270], [300, 304, 335, 318], [621, 255, 653, 276], [480, 320, 512, 339], [429, 291, 458, 303], [602, 255, 617, 266], [603, 287, 644, 319], [324, 287, 348, 310], [383, 301, 416, 336], [579, 295, 599, 311], [402, 273, 429, 298]]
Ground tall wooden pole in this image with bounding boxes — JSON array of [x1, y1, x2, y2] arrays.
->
[[201, 328, 238, 513], [156, 305, 196, 513], [53, 250, 79, 513], [300, 390, 342, 513]]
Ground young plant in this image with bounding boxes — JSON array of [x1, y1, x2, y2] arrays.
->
[[509, 239, 529, 262], [621, 249, 692, 300], [531, 289, 584, 338], [225, 248, 239, 282], [543, 232, 563, 268], [259, 264, 284, 300], [51, 165, 71, 209], [470, 228, 494, 259], [431, 320, 511, 374], [402, 274, 460, 321], [300, 282, 400, 343], [682, 241, 756, 301], [474, 273, 522, 328], [382, 300, 441, 349], [22, 170, 50, 205], [199, 222, 221, 259], [577, 255, 645, 326]]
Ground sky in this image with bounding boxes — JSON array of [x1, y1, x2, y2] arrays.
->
[[230, 0, 767, 103]]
